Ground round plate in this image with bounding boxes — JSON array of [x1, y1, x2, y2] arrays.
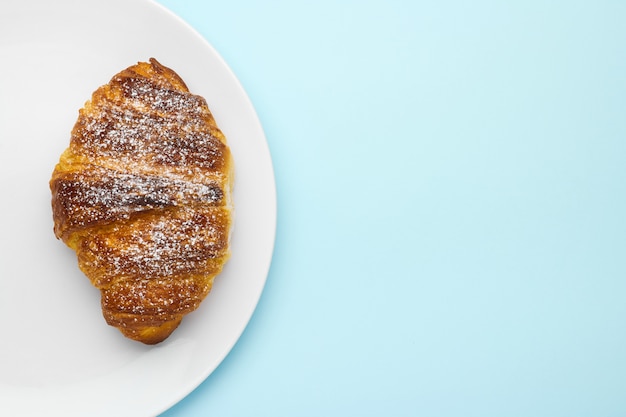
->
[[0, 0, 276, 415]]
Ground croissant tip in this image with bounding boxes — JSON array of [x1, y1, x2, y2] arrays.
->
[[118, 318, 183, 345]]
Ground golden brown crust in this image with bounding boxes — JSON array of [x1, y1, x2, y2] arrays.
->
[[50, 58, 233, 344]]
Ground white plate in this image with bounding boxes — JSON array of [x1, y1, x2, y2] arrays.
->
[[0, 0, 276, 415]]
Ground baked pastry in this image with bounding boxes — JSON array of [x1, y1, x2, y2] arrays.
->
[[50, 58, 234, 344]]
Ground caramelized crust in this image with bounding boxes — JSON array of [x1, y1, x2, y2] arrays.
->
[[50, 59, 233, 344]]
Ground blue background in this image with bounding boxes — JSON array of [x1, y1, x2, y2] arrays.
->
[[156, 1, 626, 416]]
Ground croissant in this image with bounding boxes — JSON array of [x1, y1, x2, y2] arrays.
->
[[50, 58, 234, 344]]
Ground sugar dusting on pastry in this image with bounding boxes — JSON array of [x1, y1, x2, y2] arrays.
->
[[69, 65, 228, 174], [52, 166, 225, 233], [50, 58, 233, 344], [77, 206, 230, 285], [74, 101, 227, 170]]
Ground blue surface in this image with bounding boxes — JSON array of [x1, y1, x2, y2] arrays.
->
[[155, 1, 626, 416]]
